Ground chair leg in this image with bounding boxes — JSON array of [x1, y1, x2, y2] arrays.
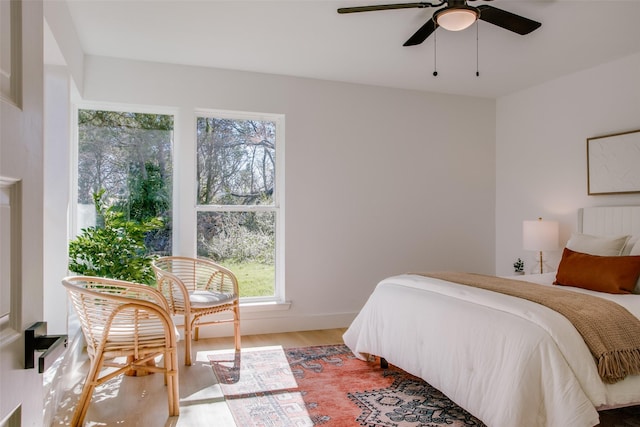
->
[[184, 321, 193, 366], [234, 306, 241, 351], [166, 349, 180, 416], [71, 354, 104, 427]]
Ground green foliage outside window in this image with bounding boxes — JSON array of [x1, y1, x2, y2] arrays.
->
[[196, 116, 278, 297], [72, 109, 173, 284], [68, 190, 163, 285], [77, 109, 173, 255]]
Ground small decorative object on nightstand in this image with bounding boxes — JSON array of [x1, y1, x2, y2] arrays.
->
[[513, 258, 525, 275]]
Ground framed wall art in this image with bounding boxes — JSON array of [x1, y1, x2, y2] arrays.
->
[[587, 128, 640, 195]]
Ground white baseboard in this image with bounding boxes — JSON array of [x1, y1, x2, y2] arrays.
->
[[194, 312, 358, 339]]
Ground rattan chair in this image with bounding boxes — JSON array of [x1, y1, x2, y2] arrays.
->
[[62, 276, 180, 426], [152, 256, 241, 366]]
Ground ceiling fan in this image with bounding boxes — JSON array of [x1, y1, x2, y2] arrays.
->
[[337, 0, 541, 46]]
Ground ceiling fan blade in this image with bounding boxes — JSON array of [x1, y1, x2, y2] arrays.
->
[[403, 18, 438, 46], [337, 2, 436, 14], [477, 5, 541, 35]]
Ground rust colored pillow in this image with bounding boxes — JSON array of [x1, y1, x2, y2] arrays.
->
[[554, 248, 640, 294]]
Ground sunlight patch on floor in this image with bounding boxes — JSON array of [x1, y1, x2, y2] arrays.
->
[[205, 345, 314, 426], [52, 329, 347, 426]]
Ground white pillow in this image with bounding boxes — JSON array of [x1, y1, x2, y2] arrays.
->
[[565, 233, 630, 256], [621, 235, 639, 255]]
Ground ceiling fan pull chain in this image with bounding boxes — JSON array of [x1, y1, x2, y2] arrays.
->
[[476, 20, 480, 77], [433, 29, 438, 77]]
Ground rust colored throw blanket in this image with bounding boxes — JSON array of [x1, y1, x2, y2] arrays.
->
[[416, 272, 640, 384]]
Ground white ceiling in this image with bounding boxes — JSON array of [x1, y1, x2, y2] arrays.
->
[[62, 0, 640, 98]]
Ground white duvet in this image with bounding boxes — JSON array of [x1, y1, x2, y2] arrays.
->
[[342, 273, 640, 427]]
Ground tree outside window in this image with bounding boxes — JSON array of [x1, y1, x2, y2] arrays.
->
[[73, 108, 283, 299], [71, 109, 173, 283], [196, 114, 281, 299]]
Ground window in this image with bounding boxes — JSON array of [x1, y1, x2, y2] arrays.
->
[[195, 111, 284, 301], [73, 107, 284, 303], [75, 108, 173, 256]]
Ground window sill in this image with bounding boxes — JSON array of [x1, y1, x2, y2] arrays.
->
[[240, 300, 291, 313]]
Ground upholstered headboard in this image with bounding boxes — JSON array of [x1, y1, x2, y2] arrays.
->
[[579, 206, 640, 236]]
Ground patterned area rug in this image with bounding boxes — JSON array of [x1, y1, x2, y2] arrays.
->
[[209, 344, 640, 427]]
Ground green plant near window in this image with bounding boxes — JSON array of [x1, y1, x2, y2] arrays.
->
[[68, 190, 163, 285]]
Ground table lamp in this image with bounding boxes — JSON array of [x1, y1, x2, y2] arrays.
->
[[523, 217, 559, 274]]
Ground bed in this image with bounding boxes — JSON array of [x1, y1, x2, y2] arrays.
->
[[343, 206, 640, 427]]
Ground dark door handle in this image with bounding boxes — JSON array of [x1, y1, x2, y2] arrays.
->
[[25, 321, 68, 373]]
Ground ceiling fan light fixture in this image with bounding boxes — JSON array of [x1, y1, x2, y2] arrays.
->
[[435, 7, 478, 32]]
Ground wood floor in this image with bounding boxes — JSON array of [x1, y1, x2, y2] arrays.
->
[[52, 328, 347, 426]]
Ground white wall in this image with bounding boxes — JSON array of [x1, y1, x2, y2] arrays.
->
[[82, 56, 496, 335], [496, 52, 640, 276], [43, 65, 71, 335], [43, 0, 84, 94]]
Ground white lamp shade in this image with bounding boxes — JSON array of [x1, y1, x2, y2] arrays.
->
[[436, 9, 478, 31], [523, 219, 559, 251]]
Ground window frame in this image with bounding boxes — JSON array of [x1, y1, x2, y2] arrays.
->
[[193, 109, 285, 304], [71, 103, 285, 307]]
